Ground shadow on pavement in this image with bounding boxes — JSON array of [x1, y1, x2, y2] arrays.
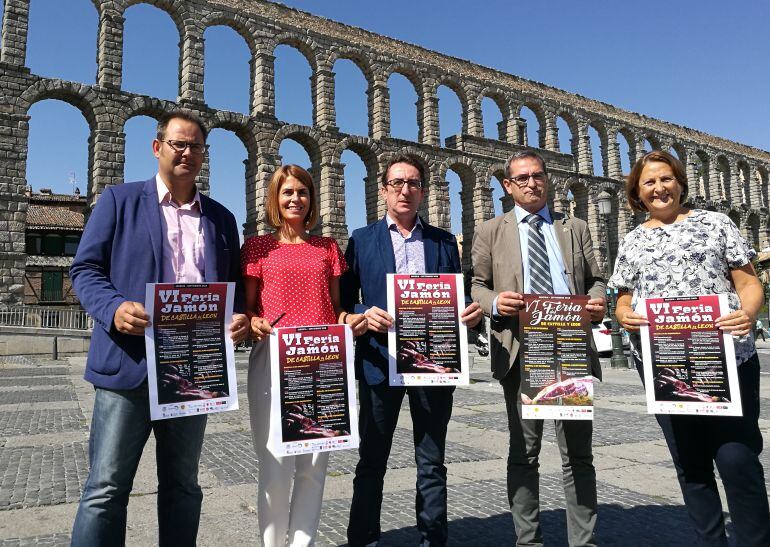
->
[[338, 503, 696, 546]]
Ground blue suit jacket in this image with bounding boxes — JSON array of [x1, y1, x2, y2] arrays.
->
[[341, 217, 462, 386], [71, 178, 244, 390]]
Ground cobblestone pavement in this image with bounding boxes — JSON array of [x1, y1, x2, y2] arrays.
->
[[0, 349, 768, 546]]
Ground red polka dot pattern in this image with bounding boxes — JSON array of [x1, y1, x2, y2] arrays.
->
[[240, 234, 346, 327]]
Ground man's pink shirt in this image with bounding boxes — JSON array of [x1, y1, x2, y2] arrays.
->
[[156, 174, 205, 283]]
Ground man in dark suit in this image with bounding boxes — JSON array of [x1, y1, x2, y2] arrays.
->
[[342, 154, 483, 547], [70, 111, 249, 546], [471, 150, 606, 547]]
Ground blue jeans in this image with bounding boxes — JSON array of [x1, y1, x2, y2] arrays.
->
[[71, 384, 207, 547]]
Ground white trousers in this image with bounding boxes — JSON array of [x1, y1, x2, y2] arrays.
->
[[247, 340, 329, 547]]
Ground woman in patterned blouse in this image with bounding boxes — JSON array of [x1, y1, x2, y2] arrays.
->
[[609, 150, 770, 546], [241, 165, 367, 547]]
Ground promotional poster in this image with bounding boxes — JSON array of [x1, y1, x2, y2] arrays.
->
[[518, 294, 593, 420], [144, 282, 237, 420], [386, 273, 469, 386], [638, 294, 742, 416], [269, 324, 359, 457]]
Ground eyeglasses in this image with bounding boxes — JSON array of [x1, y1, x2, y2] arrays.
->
[[161, 140, 209, 155], [508, 172, 547, 187], [386, 179, 423, 190]]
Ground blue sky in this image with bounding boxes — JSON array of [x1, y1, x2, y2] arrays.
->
[[7, 0, 769, 236]]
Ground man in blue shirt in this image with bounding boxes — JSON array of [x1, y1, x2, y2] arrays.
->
[[342, 154, 483, 547], [471, 150, 606, 547]]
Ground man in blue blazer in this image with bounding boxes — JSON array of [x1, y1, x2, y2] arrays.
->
[[342, 154, 483, 547], [70, 111, 249, 546]]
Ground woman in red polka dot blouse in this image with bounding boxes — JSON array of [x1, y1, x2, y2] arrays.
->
[[241, 165, 367, 547]]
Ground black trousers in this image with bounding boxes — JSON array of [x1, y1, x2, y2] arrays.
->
[[635, 353, 770, 546]]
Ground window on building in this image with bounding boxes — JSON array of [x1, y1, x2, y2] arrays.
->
[[26, 233, 42, 255], [41, 234, 63, 256], [64, 234, 80, 256], [41, 270, 63, 302]]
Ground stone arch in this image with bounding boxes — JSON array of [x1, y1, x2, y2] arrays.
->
[[559, 176, 589, 222], [333, 136, 381, 225], [715, 155, 731, 202], [727, 208, 741, 228], [118, 0, 187, 39], [643, 134, 662, 152], [736, 160, 751, 206], [616, 126, 637, 168], [120, 96, 179, 126], [435, 77, 469, 136], [330, 50, 373, 136], [270, 124, 324, 165], [477, 87, 509, 141], [19, 80, 102, 129], [439, 156, 477, 264], [757, 165, 769, 208], [329, 47, 375, 86], [670, 142, 688, 164], [271, 33, 320, 72], [21, 84, 105, 204], [209, 111, 260, 159], [200, 12, 258, 55], [693, 149, 711, 200], [484, 163, 509, 216], [516, 100, 547, 148], [383, 62, 423, 93], [587, 119, 609, 177], [555, 110, 579, 157]]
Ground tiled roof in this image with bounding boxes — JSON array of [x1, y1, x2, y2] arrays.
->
[[26, 205, 84, 230], [29, 193, 86, 204]]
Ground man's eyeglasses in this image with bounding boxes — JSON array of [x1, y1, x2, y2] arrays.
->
[[161, 140, 209, 155], [386, 179, 423, 190], [507, 172, 547, 187]]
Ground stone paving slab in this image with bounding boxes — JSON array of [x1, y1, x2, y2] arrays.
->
[[0, 378, 72, 388], [316, 475, 696, 546], [0, 368, 67, 378], [0, 409, 87, 437], [0, 443, 88, 510], [0, 391, 76, 406], [450, 387, 504, 407], [200, 429, 499, 485], [453, 407, 663, 447], [0, 534, 70, 547]]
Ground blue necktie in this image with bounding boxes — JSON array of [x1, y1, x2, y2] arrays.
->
[[525, 214, 553, 294]]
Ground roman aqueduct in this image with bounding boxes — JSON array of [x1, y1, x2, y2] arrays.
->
[[1, 0, 769, 304]]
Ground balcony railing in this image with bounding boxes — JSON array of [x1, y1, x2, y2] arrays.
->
[[0, 306, 93, 330]]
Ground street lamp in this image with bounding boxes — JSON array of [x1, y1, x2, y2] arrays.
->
[[597, 190, 628, 369]]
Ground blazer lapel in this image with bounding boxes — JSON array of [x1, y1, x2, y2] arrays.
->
[[503, 209, 524, 290], [376, 219, 396, 274], [553, 212, 576, 294], [200, 205, 218, 282], [422, 219, 439, 273], [141, 179, 163, 281]]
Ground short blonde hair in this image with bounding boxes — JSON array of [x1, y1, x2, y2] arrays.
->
[[265, 165, 318, 230]]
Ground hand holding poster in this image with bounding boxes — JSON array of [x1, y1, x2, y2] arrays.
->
[[269, 324, 359, 457], [386, 273, 469, 386], [518, 294, 593, 420], [638, 294, 742, 416], [144, 282, 238, 420]]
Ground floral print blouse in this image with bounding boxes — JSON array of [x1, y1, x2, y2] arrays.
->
[[608, 209, 757, 364]]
